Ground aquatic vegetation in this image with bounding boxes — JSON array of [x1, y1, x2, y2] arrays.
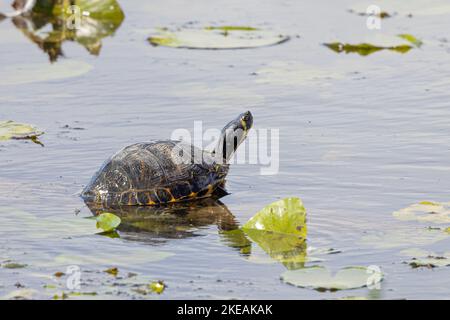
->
[[398, 34, 423, 48], [281, 266, 383, 291], [1, 262, 27, 269], [361, 227, 448, 249], [104, 267, 119, 276], [324, 34, 422, 56], [400, 248, 450, 268], [393, 201, 450, 224], [240, 198, 309, 269], [149, 281, 166, 294], [0, 60, 93, 86], [242, 197, 307, 238], [96, 212, 121, 233], [324, 42, 412, 56], [0, 121, 44, 145], [148, 25, 289, 49]]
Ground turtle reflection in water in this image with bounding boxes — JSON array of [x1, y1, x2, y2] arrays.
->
[[85, 198, 252, 253], [0, 0, 125, 62]]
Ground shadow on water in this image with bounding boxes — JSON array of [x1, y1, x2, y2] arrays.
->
[[1, 0, 124, 62]]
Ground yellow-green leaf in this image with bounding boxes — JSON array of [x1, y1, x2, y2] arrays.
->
[[398, 34, 423, 47], [96, 212, 121, 232]]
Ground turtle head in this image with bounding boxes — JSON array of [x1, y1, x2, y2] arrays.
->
[[213, 111, 253, 163]]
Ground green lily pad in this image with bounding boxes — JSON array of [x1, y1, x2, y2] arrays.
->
[[242, 197, 307, 237], [0, 121, 44, 143], [281, 266, 383, 291], [241, 197, 308, 269], [96, 212, 121, 232], [148, 25, 289, 50], [393, 201, 450, 224]]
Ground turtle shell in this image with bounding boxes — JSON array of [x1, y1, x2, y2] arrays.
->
[[81, 140, 229, 206]]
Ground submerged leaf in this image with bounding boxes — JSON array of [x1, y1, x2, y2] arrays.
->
[[148, 25, 289, 50], [281, 266, 383, 291], [96, 212, 121, 232]]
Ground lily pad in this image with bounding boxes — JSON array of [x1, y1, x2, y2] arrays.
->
[[96, 212, 121, 232], [242, 197, 307, 237], [241, 197, 308, 269], [400, 248, 450, 268], [281, 266, 383, 291], [1, 262, 27, 269], [0, 121, 44, 143], [0, 60, 93, 85], [148, 25, 289, 50], [361, 227, 448, 249], [324, 42, 412, 56], [393, 201, 450, 224]]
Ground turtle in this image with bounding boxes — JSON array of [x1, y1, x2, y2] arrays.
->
[[81, 111, 253, 207]]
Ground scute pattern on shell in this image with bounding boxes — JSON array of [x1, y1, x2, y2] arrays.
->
[[81, 140, 229, 206]]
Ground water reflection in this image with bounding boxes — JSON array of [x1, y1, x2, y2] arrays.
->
[[85, 199, 309, 270], [2, 0, 124, 62], [85, 198, 253, 252]]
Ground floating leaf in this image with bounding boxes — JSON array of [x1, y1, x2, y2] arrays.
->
[[393, 201, 450, 224], [148, 25, 289, 49], [149, 281, 165, 294], [2, 289, 38, 300], [104, 267, 118, 276], [2, 262, 27, 269], [400, 248, 450, 268], [398, 34, 423, 47], [54, 272, 65, 278], [96, 212, 121, 232], [0, 121, 44, 144], [361, 227, 448, 249], [0, 60, 93, 85], [324, 42, 412, 56], [241, 197, 308, 270], [243, 197, 307, 237], [281, 266, 383, 291]]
